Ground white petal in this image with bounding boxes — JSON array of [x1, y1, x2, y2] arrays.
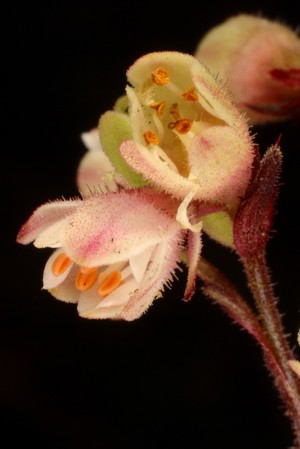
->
[[34, 219, 67, 248], [176, 190, 202, 232], [80, 129, 101, 152], [79, 304, 125, 319], [43, 248, 73, 289], [98, 278, 139, 308], [129, 243, 157, 283], [77, 284, 102, 314]]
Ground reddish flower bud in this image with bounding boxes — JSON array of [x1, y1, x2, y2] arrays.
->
[[233, 144, 283, 258]]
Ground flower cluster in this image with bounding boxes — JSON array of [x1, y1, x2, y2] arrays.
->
[[16, 16, 300, 447], [17, 50, 256, 320]]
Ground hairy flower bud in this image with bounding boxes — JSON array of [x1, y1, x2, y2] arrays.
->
[[195, 14, 300, 124]]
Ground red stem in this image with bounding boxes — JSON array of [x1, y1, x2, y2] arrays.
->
[[242, 253, 300, 448]]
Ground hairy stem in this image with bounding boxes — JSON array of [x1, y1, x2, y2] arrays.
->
[[242, 253, 300, 448]]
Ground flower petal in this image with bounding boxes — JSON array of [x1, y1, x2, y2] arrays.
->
[[129, 243, 157, 283], [34, 219, 67, 248], [17, 199, 81, 245], [126, 51, 199, 91], [121, 231, 184, 321], [49, 264, 80, 304], [76, 148, 119, 197], [176, 190, 202, 232], [120, 140, 197, 200], [80, 128, 101, 152], [79, 303, 125, 319], [191, 60, 247, 129], [64, 190, 180, 267], [43, 248, 74, 290], [98, 278, 139, 308], [77, 284, 102, 315], [189, 126, 253, 206]]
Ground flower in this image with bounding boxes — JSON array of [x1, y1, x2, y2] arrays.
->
[[194, 14, 300, 125], [111, 51, 254, 213], [17, 189, 201, 320]]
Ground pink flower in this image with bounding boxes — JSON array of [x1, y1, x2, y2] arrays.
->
[[112, 51, 254, 212], [195, 14, 300, 124], [17, 190, 201, 320]]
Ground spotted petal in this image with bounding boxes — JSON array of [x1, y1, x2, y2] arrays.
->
[[63, 190, 180, 267], [16, 200, 82, 246]]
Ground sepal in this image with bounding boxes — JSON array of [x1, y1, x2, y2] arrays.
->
[[233, 144, 283, 258], [99, 110, 148, 187]]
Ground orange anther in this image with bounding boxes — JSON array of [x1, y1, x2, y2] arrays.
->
[[175, 119, 193, 134], [97, 271, 122, 298], [75, 267, 98, 291], [144, 130, 160, 145], [51, 253, 72, 276], [182, 86, 199, 101], [151, 67, 170, 86], [149, 100, 166, 117]]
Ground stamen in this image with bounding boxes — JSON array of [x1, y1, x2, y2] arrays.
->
[[175, 119, 193, 134], [98, 271, 122, 298], [149, 100, 166, 117], [151, 67, 170, 86], [51, 253, 72, 276], [182, 85, 199, 101], [75, 268, 98, 291], [169, 103, 181, 121], [144, 130, 160, 145], [168, 103, 193, 134]]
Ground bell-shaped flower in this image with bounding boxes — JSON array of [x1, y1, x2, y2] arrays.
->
[[115, 51, 254, 213], [17, 189, 201, 320], [195, 14, 300, 125]]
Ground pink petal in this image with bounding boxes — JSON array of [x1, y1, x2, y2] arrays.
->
[[189, 126, 253, 206], [64, 190, 179, 267], [17, 199, 82, 245], [76, 149, 119, 198]]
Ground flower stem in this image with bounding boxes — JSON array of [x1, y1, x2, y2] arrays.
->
[[242, 253, 300, 448]]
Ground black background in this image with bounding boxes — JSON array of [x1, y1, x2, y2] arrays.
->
[[2, 2, 300, 448]]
